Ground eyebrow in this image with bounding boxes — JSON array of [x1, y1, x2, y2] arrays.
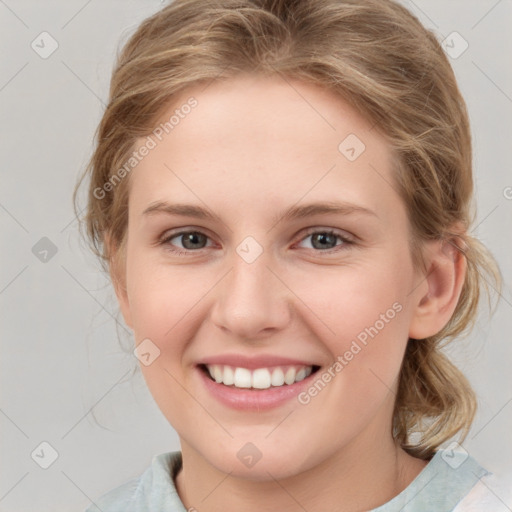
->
[[142, 200, 378, 225]]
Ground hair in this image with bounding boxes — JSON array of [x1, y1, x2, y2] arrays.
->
[[74, 0, 502, 459]]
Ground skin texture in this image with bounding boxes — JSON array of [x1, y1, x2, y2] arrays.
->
[[110, 74, 466, 511]]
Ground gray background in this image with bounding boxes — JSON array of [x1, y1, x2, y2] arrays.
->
[[1, 1, 511, 511]]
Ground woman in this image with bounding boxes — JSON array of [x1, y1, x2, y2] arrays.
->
[[76, 0, 511, 510]]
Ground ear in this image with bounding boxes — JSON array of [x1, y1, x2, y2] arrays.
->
[[105, 232, 133, 329], [408, 237, 467, 340]]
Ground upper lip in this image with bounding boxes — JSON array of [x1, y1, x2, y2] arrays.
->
[[199, 354, 320, 370]]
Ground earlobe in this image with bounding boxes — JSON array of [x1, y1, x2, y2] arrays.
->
[[408, 238, 467, 340]]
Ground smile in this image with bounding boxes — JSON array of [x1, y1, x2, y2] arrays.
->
[[201, 364, 320, 389]]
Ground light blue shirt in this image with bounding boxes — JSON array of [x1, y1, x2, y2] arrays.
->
[[85, 449, 491, 511]]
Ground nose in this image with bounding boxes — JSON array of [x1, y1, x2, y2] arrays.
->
[[209, 249, 292, 340]]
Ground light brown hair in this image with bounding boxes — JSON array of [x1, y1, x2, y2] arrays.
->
[[74, 0, 502, 459]]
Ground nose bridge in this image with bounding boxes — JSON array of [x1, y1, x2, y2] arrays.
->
[[210, 242, 291, 338]]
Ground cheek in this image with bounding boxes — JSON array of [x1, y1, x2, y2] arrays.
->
[[295, 278, 409, 438], [292, 256, 413, 393], [126, 249, 206, 340], [126, 259, 204, 427], [295, 256, 412, 339]]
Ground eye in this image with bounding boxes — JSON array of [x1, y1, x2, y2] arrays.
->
[[159, 230, 213, 254], [296, 229, 353, 253], [158, 227, 354, 256]]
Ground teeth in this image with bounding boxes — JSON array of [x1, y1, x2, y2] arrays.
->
[[284, 367, 296, 385], [212, 365, 223, 383], [270, 367, 285, 386], [295, 367, 307, 381], [205, 364, 314, 389], [233, 367, 252, 388], [223, 365, 234, 385], [252, 368, 271, 389]]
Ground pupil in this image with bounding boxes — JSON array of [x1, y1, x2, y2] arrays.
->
[[313, 233, 336, 250], [183, 232, 205, 249]]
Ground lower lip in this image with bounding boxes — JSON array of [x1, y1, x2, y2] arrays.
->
[[197, 366, 317, 411]]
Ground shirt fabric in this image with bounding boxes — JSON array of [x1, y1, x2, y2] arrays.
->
[[85, 449, 512, 511]]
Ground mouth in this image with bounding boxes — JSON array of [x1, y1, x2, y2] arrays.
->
[[198, 363, 321, 390]]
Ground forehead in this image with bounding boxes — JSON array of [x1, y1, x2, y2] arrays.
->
[[158, 74, 380, 158], [129, 74, 400, 222]]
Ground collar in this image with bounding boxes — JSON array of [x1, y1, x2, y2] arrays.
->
[[145, 448, 488, 512], [371, 448, 489, 511]]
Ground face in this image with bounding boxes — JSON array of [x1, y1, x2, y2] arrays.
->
[[115, 74, 427, 480]]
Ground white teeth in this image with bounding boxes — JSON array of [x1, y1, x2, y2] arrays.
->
[[223, 365, 234, 385], [252, 368, 272, 389], [270, 367, 285, 386], [212, 365, 223, 383], [205, 364, 314, 389], [295, 367, 307, 382], [233, 367, 252, 388], [284, 367, 296, 385]]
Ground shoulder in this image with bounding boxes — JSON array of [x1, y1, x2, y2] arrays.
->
[[84, 476, 140, 512], [373, 448, 510, 511], [84, 451, 184, 512], [454, 470, 512, 511]]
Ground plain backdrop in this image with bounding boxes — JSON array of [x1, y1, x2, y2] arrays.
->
[[1, 1, 511, 511]]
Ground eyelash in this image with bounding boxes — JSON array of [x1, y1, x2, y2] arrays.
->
[[157, 228, 355, 257]]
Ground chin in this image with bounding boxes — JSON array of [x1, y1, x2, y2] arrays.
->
[[198, 440, 312, 482]]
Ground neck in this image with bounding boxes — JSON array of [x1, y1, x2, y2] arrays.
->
[[175, 425, 427, 512]]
